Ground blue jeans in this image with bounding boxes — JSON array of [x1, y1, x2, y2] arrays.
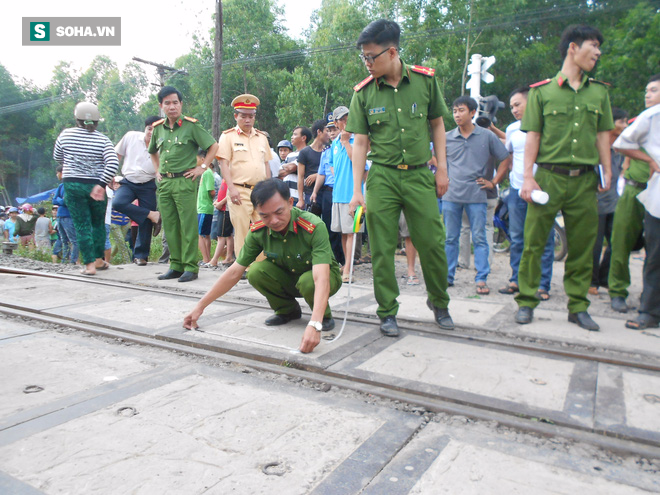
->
[[508, 187, 554, 291], [57, 216, 79, 264], [444, 201, 489, 283]]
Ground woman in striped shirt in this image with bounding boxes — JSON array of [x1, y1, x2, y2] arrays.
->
[[53, 102, 119, 275]]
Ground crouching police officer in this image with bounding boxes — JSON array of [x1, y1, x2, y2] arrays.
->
[[183, 178, 342, 353]]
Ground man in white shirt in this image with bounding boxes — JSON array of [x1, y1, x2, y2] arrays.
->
[[500, 87, 555, 300], [615, 74, 660, 330], [114, 116, 162, 265]]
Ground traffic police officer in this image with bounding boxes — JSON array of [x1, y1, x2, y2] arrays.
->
[[346, 19, 454, 337], [148, 86, 218, 283], [183, 178, 342, 354], [515, 25, 614, 330], [216, 94, 273, 259]]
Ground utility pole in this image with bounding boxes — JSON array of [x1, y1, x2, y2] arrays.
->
[[132, 57, 188, 117], [212, 0, 223, 140]]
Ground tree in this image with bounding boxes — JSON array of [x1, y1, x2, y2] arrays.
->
[[276, 67, 324, 134]]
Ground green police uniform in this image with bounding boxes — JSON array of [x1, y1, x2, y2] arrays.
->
[[236, 208, 342, 318], [346, 61, 450, 318], [515, 72, 614, 312], [149, 116, 216, 273], [608, 157, 650, 299]]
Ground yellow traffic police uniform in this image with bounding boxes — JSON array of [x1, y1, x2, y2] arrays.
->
[[216, 126, 273, 257]]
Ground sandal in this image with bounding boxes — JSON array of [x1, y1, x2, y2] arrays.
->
[[359, 255, 371, 264], [498, 283, 519, 295], [342, 273, 350, 283], [407, 275, 420, 285], [96, 261, 110, 271], [625, 314, 660, 330], [535, 289, 550, 301], [588, 286, 599, 296], [476, 282, 490, 295], [80, 268, 96, 276]]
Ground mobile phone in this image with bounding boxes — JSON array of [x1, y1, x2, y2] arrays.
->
[[597, 164, 607, 189]]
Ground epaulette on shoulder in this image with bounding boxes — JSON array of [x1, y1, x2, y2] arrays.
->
[[530, 79, 552, 88], [184, 116, 198, 123], [354, 75, 374, 92], [250, 220, 266, 232], [589, 78, 611, 87], [411, 65, 435, 77], [628, 116, 637, 125], [152, 118, 165, 127], [296, 217, 316, 234], [223, 128, 237, 134], [255, 129, 267, 136]]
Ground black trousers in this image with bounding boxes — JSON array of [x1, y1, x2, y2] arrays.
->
[[641, 212, 660, 318], [318, 187, 344, 265], [112, 179, 157, 261], [591, 212, 614, 288]]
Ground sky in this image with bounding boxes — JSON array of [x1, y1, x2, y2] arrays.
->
[[2, 0, 322, 89]]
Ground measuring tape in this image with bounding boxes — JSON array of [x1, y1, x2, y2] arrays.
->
[[196, 206, 365, 353]]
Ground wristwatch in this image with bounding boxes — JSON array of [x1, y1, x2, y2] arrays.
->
[[201, 163, 207, 169], [308, 320, 323, 332]]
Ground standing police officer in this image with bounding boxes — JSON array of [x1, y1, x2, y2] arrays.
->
[[148, 86, 218, 283], [216, 94, 273, 258], [515, 25, 614, 330], [346, 19, 454, 337]]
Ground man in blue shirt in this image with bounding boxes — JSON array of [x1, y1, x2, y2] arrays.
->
[[316, 106, 368, 282]]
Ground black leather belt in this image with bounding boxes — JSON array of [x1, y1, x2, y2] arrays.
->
[[379, 163, 427, 170], [233, 183, 255, 190], [625, 178, 647, 190], [320, 185, 333, 191], [162, 171, 187, 178], [537, 163, 594, 177]]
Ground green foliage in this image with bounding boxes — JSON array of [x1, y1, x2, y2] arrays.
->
[[276, 67, 324, 136], [1, 0, 658, 205], [598, 1, 660, 116]]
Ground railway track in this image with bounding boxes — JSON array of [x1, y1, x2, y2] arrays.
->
[[3, 265, 660, 459]]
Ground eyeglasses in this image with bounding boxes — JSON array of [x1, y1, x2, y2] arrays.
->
[[359, 47, 391, 65]]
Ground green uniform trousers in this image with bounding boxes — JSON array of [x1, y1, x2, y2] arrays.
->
[[63, 182, 107, 265], [608, 184, 646, 299], [247, 261, 342, 319], [366, 164, 449, 318], [157, 177, 199, 273], [516, 167, 598, 312]]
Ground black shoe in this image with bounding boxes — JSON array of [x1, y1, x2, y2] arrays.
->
[[158, 269, 183, 280], [178, 271, 198, 283], [380, 315, 399, 337], [322, 317, 335, 331], [611, 296, 628, 313], [426, 299, 454, 330], [568, 311, 600, 331], [265, 309, 302, 326], [515, 306, 533, 324], [153, 218, 162, 237], [133, 258, 147, 266]]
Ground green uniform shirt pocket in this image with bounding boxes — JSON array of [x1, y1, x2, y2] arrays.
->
[[542, 104, 568, 136], [585, 103, 602, 133], [367, 112, 391, 126]]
